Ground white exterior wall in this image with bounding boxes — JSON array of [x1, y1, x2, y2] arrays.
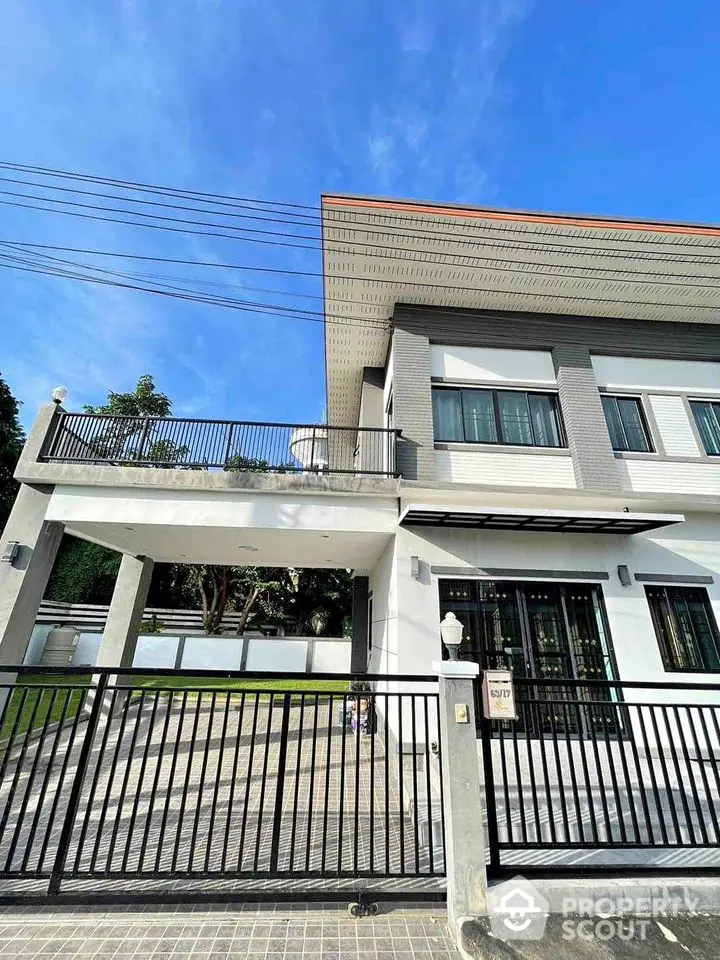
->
[[591, 356, 720, 394], [430, 345, 556, 384], [435, 449, 576, 487], [371, 517, 720, 706], [648, 395, 702, 457]]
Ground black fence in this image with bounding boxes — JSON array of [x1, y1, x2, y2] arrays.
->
[[480, 677, 720, 877], [42, 413, 401, 478], [0, 668, 444, 902]]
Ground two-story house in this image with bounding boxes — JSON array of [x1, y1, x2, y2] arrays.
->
[[1, 196, 719, 702]]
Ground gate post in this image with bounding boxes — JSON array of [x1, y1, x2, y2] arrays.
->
[[433, 660, 488, 932]]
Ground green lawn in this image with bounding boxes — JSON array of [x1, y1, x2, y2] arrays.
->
[[1, 674, 350, 740], [0, 678, 90, 741]]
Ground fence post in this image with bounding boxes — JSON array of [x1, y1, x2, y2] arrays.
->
[[48, 672, 109, 895], [433, 659, 488, 933], [269, 693, 292, 873]]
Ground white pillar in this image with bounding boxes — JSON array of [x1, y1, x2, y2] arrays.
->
[[0, 483, 64, 664], [434, 659, 488, 935], [96, 554, 154, 668]]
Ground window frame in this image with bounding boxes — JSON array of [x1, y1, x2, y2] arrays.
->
[[600, 393, 655, 453], [431, 385, 567, 449], [645, 585, 720, 674], [688, 398, 720, 457]]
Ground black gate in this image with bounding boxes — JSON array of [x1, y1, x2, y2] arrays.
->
[[481, 676, 720, 878], [0, 668, 445, 903]]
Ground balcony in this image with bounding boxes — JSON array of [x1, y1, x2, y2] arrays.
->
[[40, 413, 401, 479]]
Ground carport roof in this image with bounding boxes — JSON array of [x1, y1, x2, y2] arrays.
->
[[399, 503, 685, 535]]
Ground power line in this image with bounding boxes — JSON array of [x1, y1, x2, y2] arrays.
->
[[0, 254, 391, 330], [2, 237, 716, 322], [3, 194, 720, 312], [3, 158, 720, 257], [3, 179, 720, 290]]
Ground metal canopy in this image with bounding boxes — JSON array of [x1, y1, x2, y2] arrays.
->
[[399, 504, 685, 535]]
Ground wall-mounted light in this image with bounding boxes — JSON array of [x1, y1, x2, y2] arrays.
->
[[1, 541, 20, 566], [410, 555, 420, 580], [52, 386, 68, 405], [617, 564, 632, 587]]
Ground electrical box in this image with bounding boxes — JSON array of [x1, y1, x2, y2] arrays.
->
[[482, 668, 517, 721]]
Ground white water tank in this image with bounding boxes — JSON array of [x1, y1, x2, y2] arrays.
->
[[40, 626, 79, 667], [289, 427, 328, 470]]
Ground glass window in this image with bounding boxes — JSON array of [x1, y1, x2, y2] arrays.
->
[[646, 586, 720, 672], [601, 395, 652, 452], [690, 400, 720, 456], [461, 390, 496, 443], [432, 389, 463, 442], [431, 388, 564, 448], [497, 391, 533, 445], [528, 393, 562, 447]]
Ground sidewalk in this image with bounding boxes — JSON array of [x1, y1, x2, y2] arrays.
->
[[0, 903, 459, 959]]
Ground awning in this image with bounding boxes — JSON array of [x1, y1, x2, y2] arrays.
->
[[399, 503, 685, 535]]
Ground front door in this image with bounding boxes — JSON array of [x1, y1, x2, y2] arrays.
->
[[438, 579, 618, 734]]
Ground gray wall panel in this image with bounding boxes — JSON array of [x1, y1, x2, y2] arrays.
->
[[392, 327, 435, 480], [552, 344, 622, 490]]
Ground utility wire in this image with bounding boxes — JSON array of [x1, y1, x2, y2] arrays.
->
[[3, 174, 720, 271], [0, 254, 391, 329], [1, 240, 715, 321], [3, 158, 720, 257], [2, 196, 720, 313]]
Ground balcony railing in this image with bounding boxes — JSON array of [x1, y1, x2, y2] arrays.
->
[[41, 413, 401, 478]]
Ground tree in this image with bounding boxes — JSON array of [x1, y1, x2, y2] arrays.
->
[[191, 565, 292, 635], [83, 374, 188, 464], [287, 569, 353, 637], [0, 375, 25, 535], [84, 374, 171, 418]]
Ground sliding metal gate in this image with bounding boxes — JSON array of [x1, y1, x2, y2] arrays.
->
[[0, 668, 445, 902], [481, 677, 720, 878]]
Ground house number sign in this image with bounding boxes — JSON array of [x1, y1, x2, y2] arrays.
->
[[482, 668, 517, 721]]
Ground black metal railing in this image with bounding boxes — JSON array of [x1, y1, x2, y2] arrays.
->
[[480, 676, 720, 877], [0, 667, 444, 901], [42, 413, 401, 477]]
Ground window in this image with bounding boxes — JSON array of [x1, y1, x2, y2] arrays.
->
[[601, 395, 653, 452], [432, 388, 564, 448], [646, 586, 720, 672], [689, 400, 720, 456]]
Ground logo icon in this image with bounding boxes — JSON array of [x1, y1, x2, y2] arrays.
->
[[488, 875, 549, 941]]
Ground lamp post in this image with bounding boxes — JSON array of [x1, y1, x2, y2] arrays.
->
[[440, 611, 463, 661], [52, 386, 68, 405]]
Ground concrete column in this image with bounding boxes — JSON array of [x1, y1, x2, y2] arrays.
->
[[433, 659, 488, 934], [350, 576, 370, 674], [0, 483, 64, 664], [14, 403, 63, 482], [96, 554, 154, 668]]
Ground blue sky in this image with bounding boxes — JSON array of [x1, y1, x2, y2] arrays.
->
[[1, 0, 719, 430]]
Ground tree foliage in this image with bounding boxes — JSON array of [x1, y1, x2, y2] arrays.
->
[[46, 537, 122, 604], [84, 374, 171, 418], [0, 374, 25, 535]]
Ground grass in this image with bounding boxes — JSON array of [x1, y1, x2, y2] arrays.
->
[[0, 676, 90, 741], [1, 674, 350, 739], [132, 675, 350, 694]]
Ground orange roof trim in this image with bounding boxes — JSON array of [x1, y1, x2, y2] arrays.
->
[[323, 196, 720, 239]]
